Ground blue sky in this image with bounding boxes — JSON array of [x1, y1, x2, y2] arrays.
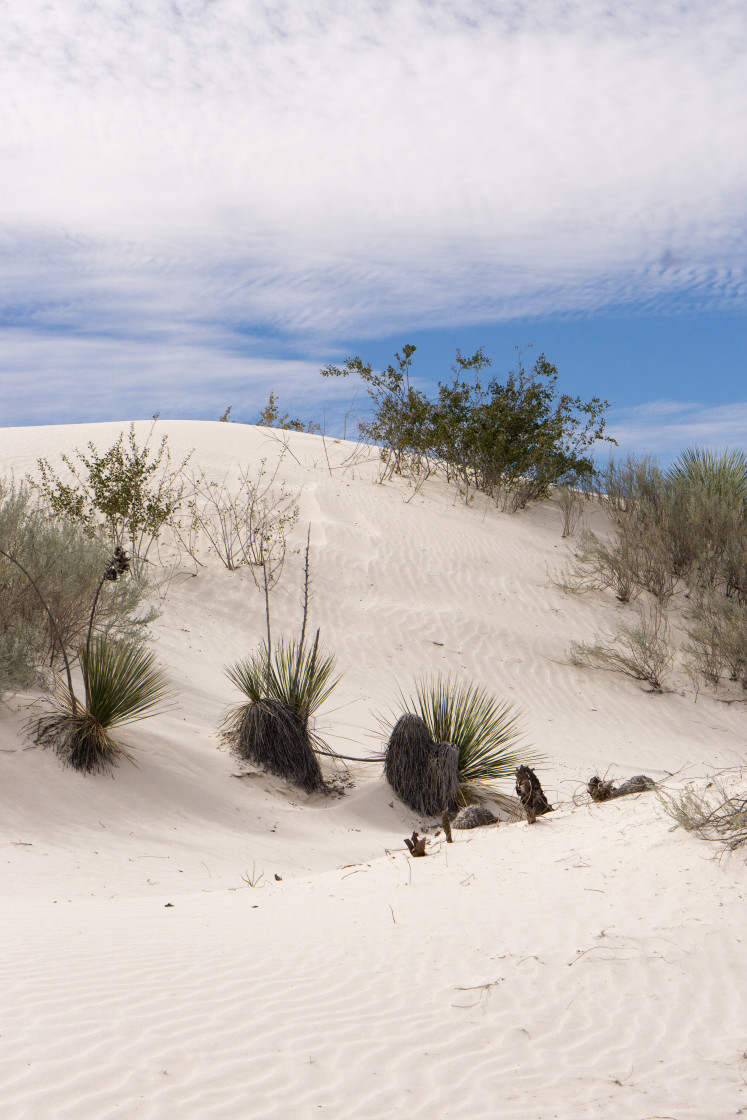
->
[[1, 0, 746, 463]]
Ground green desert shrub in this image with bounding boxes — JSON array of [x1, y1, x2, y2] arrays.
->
[[321, 346, 613, 507], [572, 450, 747, 607], [222, 632, 341, 793], [32, 421, 192, 578], [33, 637, 172, 774], [566, 448, 747, 696], [665, 448, 747, 599], [0, 480, 153, 698], [387, 673, 537, 810]]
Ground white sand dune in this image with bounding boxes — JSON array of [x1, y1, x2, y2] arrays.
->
[[1, 420, 746, 1119]]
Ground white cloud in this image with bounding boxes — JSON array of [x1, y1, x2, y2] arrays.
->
[[0, 326, 334, 426], [606, 400, 747, 461], [0, 1, 746, 414]]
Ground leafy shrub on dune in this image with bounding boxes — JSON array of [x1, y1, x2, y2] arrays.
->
[[321, 346, 613, 508], [222, 632, 340, 793], [0, 480, 153, 699], [32, 421, 192, 579]]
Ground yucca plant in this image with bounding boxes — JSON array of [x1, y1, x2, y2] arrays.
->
[[667, 447, 747, 508], [389, 673, 540, 810], [33, 637, 172, 774], [222, 630, 341, 793], [384, 712, 459, 816], [665, 447, 747, 598]]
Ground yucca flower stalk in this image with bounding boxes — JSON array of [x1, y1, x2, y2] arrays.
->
[[84, 546, 131, 705]]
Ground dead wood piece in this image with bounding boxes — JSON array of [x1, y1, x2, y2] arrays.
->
[[404, 831, 427, 857], [588, 774, 655, 802], [515, 765, 553, 824]]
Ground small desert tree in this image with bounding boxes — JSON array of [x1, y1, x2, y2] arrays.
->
[[322, 345, 614, 506], [32, 420, 192, 578], [321, 345, 435, 479]]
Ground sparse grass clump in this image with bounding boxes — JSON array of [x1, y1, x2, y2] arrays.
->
[[564, 447, 747, 697], [570, 603, 675, 692]]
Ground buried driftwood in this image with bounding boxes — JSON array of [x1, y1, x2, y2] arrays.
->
[[404, 831, 427, 857], [385, 714, 459, 817], [588, 774, 655, 802], [515, 765, 553, 824]]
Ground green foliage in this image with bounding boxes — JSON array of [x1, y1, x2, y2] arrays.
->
[[569, 449, 747, 605], [399, 673, 537, 805], [566, 449, 747, 697], [225, 632, 340, 720], [222, 633, 338, 793], [32, 421, 192, 577], [33, 636, 171, 774], [258, 392, 321, 434], [0, 480, 152, 698], [668, 447, 747, 510], [434, 350, 613, 508], [664, 449, 747, 599], [322, 345, 613, 506], [80, 637, 171, 728], [322, 345, 433, 477]]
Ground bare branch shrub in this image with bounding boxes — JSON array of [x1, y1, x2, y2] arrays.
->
[[186, 458, 299, 574], [555, 482, 584, 538], [657, 777, 747, 853], [684, 595, 747, 690], [569, 601, 675, 691]]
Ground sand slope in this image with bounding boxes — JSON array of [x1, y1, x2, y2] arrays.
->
[[1, 420, 746, 1119]]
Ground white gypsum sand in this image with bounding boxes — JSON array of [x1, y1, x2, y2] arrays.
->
[[1, 419, 746, 1120]]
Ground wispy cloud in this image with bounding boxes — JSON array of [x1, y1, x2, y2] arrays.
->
[[606, 399, 747, 462], [1, 1, 746, 419], [0, 326, 333, 427]]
